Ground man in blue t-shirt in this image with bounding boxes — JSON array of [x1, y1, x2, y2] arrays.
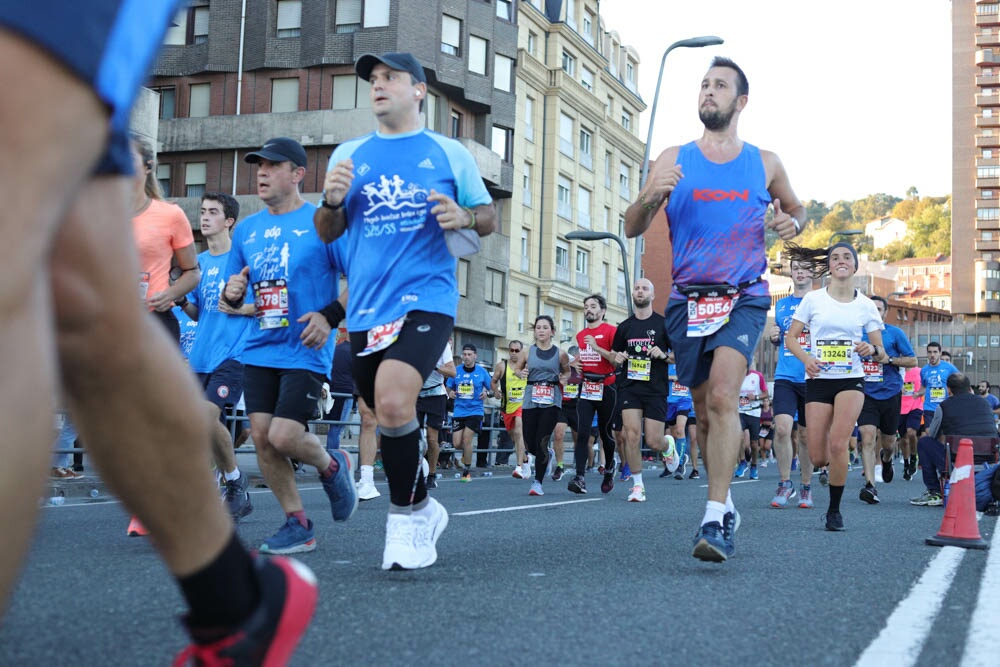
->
[[446, 344, 493, 482], [857, 296, 918, 503], [622, 56, 805, 564], [976, 380, 1000, 429], [767, 260, 816, 509], [223, 137, 355, 556], [919, 341, 960, 429], [315, 52, 496, 571], [178, 192, 255, 520]]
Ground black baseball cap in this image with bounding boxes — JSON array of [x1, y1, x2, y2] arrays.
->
[[462, 343, 477, 353], [355, 52, 427, 84], [244, 137, 307, 168]]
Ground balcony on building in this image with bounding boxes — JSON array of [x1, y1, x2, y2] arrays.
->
[[976, 239, 1000, 251], [979, 73, 1000, 86], [977, 49, 1000, 66], [977, 114, 1000, 127], [977, 32, 1000, 47], [978, 93, 1000, 106], [574, 271, 590, 290], [977, 133, 1000, 147]]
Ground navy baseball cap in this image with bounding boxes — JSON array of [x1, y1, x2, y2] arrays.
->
[[245, 137, 307, 168], [462, 343, 477, 353], [355, 52, 427, 84]]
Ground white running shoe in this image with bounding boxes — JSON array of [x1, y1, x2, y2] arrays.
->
[[529, 480, 544, 496], [411, 497, 449, 568], [520, 462, 531, 479], [356, 478, 381, 501], [512, 466, 526, 479], [663, 435, 680, 473], [420, 457, 429, 480], [627, 485, 646, 502], [381, 513, 421, 570], [875, 464, 884, 485]]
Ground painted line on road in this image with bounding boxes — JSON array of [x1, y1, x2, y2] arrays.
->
[[960, 526, 1000, 667], [699, 480, 758, 488], [452, 498, 602, 516], [854, 546, 966, 667]]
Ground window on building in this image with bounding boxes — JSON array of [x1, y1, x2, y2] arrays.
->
[[577, 187, 591, 228], [156, 164, 172, 197], [518, 294, 528, 332], [425, 92, 439, 130], [522, 163, 533, 208], [152, 86, 176, 120], [619, 162, 631, 198], [603, 207, 611, 233], [276, 0, 301, 37], [987, 149, 995, 160], [985, 190, 995, 199], [524, 96, 535, 142], [457, 259, 470, 297], [617, 269, 627, 305], [492, 125, 513, 162], [605, 151, 612, 188], [270, 78, 299, 113], [557, 176, 572, 219], [601, 262, 609, 296], [189, 83, 210, 118], [562, 50, 576, 76], [581, 67, 594, 92], [163, 7, 188, 45], [334, 0, 362, 33], [363, 0, 390, 27], [332, 74, 371, 109], [582, 11, 594, 44], [520, 229, 530, 273], [469, 36, 488, 75], [450, 110, 463, 138], [579, 127, 593, 169], [576, 249, 589, 273], [555, 241, 570, 281], [496, 0, 513, 21], [494, 54, 513, 91], [185, 162, 207, 198], [193, 6, 210, 43], [442, 15, 461, 56], [559, 113, 574, 157], [625, 59, 636, 87], [621, 109, 632, 131], [605, 95, 613, 117], [565, 0, 576, 27], [527, 31, 537, 56], [486, 269, 504, 306]]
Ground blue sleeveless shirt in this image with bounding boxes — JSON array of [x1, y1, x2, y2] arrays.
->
[[665, 141, 771, 299]]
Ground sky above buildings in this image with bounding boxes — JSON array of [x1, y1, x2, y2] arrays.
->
[[598, 0, 952, 205]]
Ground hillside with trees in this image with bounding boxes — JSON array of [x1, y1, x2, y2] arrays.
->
[[767, 188, 952, 262]]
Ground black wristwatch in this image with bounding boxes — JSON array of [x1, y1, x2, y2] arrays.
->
[[175, 295, 188, 308], [887, 357, 895, 366], [320, 197, 344, 211]]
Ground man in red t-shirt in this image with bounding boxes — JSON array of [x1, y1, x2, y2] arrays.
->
[[568, 294, 620, 495]]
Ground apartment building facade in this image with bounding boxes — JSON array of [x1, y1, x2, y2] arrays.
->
[[147, 0, 517, 365], [505, 0, 645, 348]]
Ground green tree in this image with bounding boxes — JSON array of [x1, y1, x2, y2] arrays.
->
[[851, 193, 902, 225], [906, 201, 951, 256]]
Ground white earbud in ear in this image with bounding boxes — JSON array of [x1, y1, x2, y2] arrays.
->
[[414, 91, 420, 97]]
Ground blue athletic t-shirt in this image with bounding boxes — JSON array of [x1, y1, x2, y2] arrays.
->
[[664, 141, 771, 299], [225, 202, 345, 375], [774, 294, 807, 383], [667, 362, 693, 409], [187, 249, 254, 374], [447, 364, 492, 418], [327, 128, 492, 332], [920, 360, 960, 412], [861, 323, 915, 400], [173, 305, 197, 361]]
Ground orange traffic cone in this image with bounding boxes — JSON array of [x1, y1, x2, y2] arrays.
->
[[926, 438, 989, 550]]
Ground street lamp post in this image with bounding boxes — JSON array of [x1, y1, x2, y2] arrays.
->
[[634, 35, 724, 283], [829, 229, 864, 245], [566, 230, 633, 317]]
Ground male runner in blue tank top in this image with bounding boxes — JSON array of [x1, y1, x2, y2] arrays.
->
[[0, 2, 319, 662], [316, 52, 496, 571], [625, 56, 805, 563]]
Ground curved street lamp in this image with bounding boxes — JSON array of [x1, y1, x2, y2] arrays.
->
[[635, 35, 724, 282], [566, 230, 632, 317]]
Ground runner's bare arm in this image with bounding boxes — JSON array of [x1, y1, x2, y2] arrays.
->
[[625, 145, 681, 238]]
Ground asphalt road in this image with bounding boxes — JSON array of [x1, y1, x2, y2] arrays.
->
[[3, 460, 997, 667]]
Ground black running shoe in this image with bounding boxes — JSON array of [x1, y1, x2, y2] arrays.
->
[[567, 475, 587, 494], [224, 474, 253, 520], [552, 466, 564, 482], [824, 511, 845, 531], [425, 475, 438, 490], [880, 450, 894, 483], [601, 472, 615, 494], [859, 483, 880, 505]]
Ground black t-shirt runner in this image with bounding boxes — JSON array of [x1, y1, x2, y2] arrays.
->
[[612, 312, 669, 395]]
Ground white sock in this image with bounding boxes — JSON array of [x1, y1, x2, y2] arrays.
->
[[725, 489, 735, 514], [361, 464, 374, 483], [223, 468, 241, 482], [632, 472, 644, 488], [702, 500, 726, 526]]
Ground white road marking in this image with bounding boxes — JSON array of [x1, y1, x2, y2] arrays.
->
[[452, 498, 602, 516], [960, 527, 1000, 667], [854, 546, 966, 667]]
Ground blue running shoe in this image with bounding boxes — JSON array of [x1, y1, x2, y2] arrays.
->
[[722, 510, 740, 557], [261, 517, 316, 555], [734, 461, 749, 478], [620, 462, 632, 482], [749, 465, 759, 480], [321, 450, 358, 522], [791, 456, 799, 472], [692, 522, 727, 562]]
